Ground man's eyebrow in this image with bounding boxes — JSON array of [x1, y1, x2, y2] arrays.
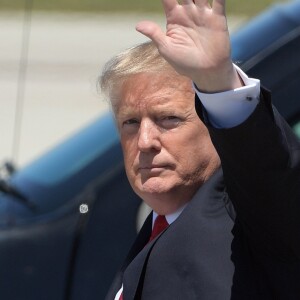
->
[[117, 109, 134, 117], [152, 107, 179, 115]]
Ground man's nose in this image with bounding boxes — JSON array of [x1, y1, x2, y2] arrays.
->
[[137, 120, 161, 152]]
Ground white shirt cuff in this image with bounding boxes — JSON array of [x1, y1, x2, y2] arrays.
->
[[193, 65, 261, 128]]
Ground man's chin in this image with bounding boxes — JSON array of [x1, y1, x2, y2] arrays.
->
[[136, 177, 174, 196]]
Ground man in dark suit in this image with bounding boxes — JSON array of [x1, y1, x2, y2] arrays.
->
[[101, 0, 300, 298]]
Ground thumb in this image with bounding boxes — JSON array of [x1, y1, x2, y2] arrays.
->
[[136, 21, 166, 48]]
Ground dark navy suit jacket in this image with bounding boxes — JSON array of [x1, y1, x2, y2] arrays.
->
[[105, 90, 300, 300]]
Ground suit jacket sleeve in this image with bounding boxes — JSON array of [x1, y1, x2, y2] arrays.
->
[[196, 89, 300, 261]]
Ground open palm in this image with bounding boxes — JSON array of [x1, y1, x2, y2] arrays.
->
[[136, 0, 239, 92]]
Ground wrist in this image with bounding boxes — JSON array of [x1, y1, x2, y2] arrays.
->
[[193, 62, 244, 93]]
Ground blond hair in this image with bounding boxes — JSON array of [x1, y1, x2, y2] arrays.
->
[[99, 41, 177, 109]]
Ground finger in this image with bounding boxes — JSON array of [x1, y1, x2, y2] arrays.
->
[[162, 0, 178, 12], [136, 21, 167, 48], [212, 0, 226, 15], [193, 0, 209, 6], [180, 0, 194, 4]]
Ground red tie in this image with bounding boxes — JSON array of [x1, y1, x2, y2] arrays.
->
[[149, 215, 169, 242], [119, 215, 169, 300]]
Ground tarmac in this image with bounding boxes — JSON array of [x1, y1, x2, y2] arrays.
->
[[0, 12, 246, 168]]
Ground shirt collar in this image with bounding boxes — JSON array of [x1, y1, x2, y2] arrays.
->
[[152, 204, 187, 228]]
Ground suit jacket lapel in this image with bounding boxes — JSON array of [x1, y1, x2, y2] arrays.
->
[[105, 212, 153, 300], [123, 220, 171, 300]]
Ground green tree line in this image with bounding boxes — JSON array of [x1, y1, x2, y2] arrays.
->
[[0, 0, 289, 17]]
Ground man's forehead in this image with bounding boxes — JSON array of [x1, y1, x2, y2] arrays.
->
[[122, 84, 192, 106], [114, 72, 194, 114], [118, 95, 180, 113]]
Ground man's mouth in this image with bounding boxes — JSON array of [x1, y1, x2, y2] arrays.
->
[[138, 165, 172, 174]]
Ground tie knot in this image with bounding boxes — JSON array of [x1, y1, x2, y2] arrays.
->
[[149, 215, 169, 242]]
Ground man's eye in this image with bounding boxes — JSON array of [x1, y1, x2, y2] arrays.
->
[[160, 116, 181, 128], [165, 116, 179, 120], [123, 119, 139, 126]]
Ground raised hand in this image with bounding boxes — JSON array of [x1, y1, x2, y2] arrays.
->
[[136, 0, 242, 92]]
